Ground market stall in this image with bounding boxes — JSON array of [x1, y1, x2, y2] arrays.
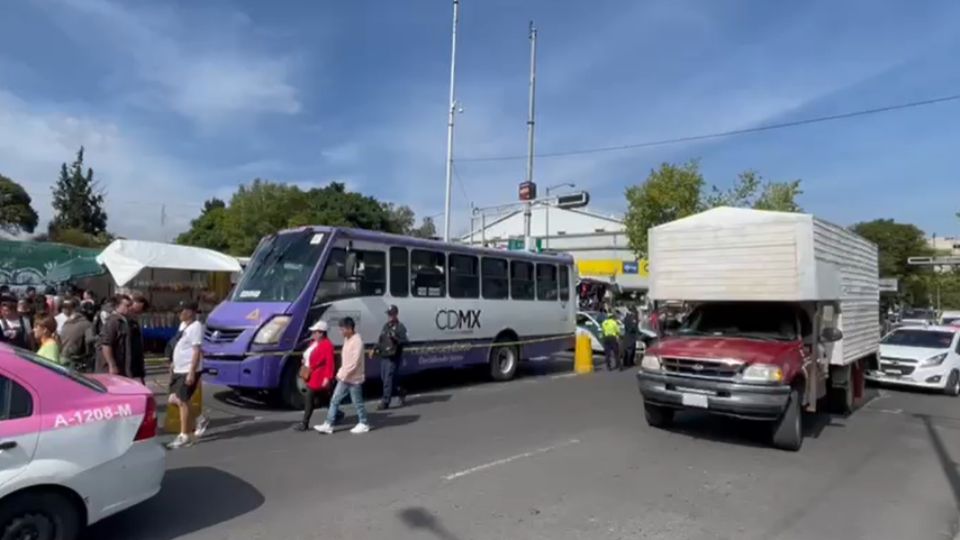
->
[[96, 240, 243, 350]]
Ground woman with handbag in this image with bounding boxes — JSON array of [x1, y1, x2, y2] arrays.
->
[[293, 320, 337, 432]]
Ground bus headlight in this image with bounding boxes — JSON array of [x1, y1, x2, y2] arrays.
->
[[254, 316, 292, 345], [741, 363, 784, 383], [640, 354, 661, 371]]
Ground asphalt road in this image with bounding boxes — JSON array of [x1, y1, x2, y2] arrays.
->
[[87, 357, 960, 540]]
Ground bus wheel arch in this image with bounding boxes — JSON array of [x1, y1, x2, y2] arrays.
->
[[489, 330, 520, 381], [277, 355, 306, 410]]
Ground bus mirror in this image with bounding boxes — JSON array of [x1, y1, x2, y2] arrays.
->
[[345, 252, 359, 278]]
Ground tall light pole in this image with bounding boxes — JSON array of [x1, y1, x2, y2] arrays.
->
[[442, 0, 461, 242], [544, 182, 575, 249], [522, 20, 538, 251]]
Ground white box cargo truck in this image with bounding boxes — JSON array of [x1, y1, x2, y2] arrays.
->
[[637, 207, 880, 450]]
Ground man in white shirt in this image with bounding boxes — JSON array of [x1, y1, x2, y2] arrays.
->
[[167, 301, 209, 449]]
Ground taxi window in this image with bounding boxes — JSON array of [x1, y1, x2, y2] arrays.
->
[[13, 348, 106, 393], [0, 375, 33, 420]]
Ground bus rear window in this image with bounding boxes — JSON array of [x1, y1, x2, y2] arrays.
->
[[12, 348, 106, 393]]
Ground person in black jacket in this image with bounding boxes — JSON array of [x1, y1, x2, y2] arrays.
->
[[622, 308, 640, 369], [375, 305, 409, 410]]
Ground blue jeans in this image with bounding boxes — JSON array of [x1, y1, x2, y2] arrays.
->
[[380, 357, 406, 406], [325, 380, 368, 425]]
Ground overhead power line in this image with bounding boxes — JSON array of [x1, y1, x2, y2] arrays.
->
[[458, 92, 960, 162]]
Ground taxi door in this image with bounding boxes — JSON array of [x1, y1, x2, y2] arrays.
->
[[0, 370, 40, 489]]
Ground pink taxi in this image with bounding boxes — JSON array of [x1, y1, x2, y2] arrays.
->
[[0, 344, 165, 540]]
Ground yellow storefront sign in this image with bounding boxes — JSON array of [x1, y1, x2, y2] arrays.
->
[[576, 259, 649, 278]]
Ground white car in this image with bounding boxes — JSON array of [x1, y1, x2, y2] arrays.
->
[[0, 344, 165, 540], [940, 310, 960, 326], [575, 311, 655, 354], [867, 325, 960, 395]]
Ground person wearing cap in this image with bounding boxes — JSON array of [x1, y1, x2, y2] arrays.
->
[[314, 316, 371, 434], [375, 304, 409, 410], [167, 300, 209, 449], [293, 319, 337, 432]]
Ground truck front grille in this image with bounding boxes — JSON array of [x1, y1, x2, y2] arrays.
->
[[204, 326, 244, 344], [661, 357, 742, 378]]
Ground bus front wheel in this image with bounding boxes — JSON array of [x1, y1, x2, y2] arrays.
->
[[489, 341, 519, 381], [277, 360, 306, 410]]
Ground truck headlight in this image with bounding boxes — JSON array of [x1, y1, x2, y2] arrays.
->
[[640, 354, 661, 371], [921, 353, 948, 367], [741, 363, 784, 383], [253, 316, 292, 345]]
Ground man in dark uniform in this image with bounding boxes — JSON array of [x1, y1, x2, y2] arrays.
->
[[622, 308, 640, 369], [376, 305, 409, 410], [99, 294, 147, 382]]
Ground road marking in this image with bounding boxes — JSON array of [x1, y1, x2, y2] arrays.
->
[[443, 438, 581, 481], [549, 373, 577, 380]]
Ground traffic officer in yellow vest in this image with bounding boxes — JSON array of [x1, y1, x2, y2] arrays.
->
[[601, 312, 622, 371]]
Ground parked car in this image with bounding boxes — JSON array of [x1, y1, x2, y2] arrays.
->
[[866, 325, 960, 395], [939, 310, 960, 326], [576, 311, 656, 355], [0, 344, 165, 540]]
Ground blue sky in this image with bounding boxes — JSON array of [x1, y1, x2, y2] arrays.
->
[[1, 0, 959, 241]]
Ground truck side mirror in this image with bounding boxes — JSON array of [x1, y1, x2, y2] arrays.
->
[[820, 327, 843, 343]]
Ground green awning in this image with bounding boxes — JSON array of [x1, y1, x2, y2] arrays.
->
[[0, 240, 102, 286], [47, 256, 105, 283]]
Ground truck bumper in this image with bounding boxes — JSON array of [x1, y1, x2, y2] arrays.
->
[[637, 371, 791, 420]]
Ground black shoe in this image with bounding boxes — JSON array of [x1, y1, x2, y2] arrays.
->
[[397, 395, 407, 407], [292, 422, 308, 432], [377, 401, 390, 411]]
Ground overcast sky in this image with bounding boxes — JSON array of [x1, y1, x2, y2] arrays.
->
[[2, 0, 959, 241]]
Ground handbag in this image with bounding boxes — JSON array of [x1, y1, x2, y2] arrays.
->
[[299, 364, 311, 382]]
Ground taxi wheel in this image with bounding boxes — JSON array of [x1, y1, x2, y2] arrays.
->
[[0, 491, 80, 540], [944, 370, 960, 397]]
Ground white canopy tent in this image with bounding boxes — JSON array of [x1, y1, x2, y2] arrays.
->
[[96, 240, 243, 287]]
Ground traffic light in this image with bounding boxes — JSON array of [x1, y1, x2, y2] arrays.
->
[[555, 191, 590, 209]]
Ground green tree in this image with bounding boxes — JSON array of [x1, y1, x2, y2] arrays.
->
[[849, 219, 933, 279], [0, 174, 39, 235], [410, 216, 437, 238], [383, 203, 416, 234], [50, 147, 108, 236], [624, 160, 705, 256], [624, 162, 803, 256], [175, 198, 229, 252], [177, 180, 403, 255]]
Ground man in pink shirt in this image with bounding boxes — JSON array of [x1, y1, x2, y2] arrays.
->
[[314, 317, 371, 434]]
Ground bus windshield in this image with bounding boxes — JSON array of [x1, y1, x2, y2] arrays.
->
[[232, 231, 327, 303]]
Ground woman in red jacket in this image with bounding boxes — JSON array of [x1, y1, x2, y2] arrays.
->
[[294, 320, 337, 431]]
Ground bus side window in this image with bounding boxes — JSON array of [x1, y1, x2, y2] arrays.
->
[[559, 265, 570, 301], [390, 247, 409, 298], [449, 254, 480, 299], [411, 250, 446, 298], [481, 258, 509, 299], [536, 264, 558, 301], [511, 261, 535, 300]]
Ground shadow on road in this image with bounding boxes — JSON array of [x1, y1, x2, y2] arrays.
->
[[397, 507, 462, 540], [86, 467, 264, 540], [917, 413, 960, 511], [664, 411, 846, 449], [200, 419, 293, 443]]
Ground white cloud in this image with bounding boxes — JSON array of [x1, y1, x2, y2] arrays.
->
[[41, 0, 300, 127], [0, 90, 213, 241]]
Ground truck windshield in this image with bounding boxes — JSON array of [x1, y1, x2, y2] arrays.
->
[[882, 329, 955, 349], [232, 231, 327, 303], [678, 303, 802, 341]]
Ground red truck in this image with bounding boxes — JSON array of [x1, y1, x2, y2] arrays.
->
[[636, 208, 880, 451]]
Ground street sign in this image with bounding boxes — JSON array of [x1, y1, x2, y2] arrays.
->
[[519, 181, 537, 201], [622, 261, 639, 274], [555, 191, 590, 209], [508, 238, 542, 252], [879, 278, 898, 292]]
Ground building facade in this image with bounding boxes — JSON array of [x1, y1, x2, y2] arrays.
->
[[461, 205, 648, 291]]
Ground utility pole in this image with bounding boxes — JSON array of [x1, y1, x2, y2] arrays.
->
[[442, 0, 460, 242], [523, 20, 538, 251]]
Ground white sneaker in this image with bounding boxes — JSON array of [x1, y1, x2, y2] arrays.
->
[[166, 434, 194, 449], [349, 423, 371, 434], [194, 415, 210, 438], [313, 423, 334, 434]]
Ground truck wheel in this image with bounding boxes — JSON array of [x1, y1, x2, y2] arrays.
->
[[278, 360, 305, 410], [771, 389, 803, 451], [0, 490, 82, 540], [644, 402, 674, 428], [489, 342, 519, 381], [944, 370, 960, 397]]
